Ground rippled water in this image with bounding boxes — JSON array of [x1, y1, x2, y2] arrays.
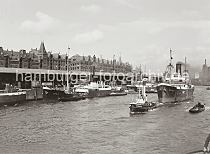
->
[[0, 86, 210, 154]]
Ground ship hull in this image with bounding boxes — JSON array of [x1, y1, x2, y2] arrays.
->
[[58, 93, 86, 102], [87, 89, 111, 98], [43, 89, 65, 100], [157, 84, 194, 103], [0, 92, 26, 105], [109, 92, 127, 96], [129, 105, 149, 114]]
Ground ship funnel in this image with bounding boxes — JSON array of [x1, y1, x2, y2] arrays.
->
[[176, 62, 182, 75]]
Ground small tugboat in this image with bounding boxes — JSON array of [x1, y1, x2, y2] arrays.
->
[[189, 102, 205, 113], [129, 80, 157, 114], [206, 87, 210, 90]]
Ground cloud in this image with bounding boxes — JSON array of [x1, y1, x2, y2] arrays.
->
[[80, 4, 101, 13], [97, 17, 210, 70], [73, 30, 104, 44], [20, 11, 59, 34], [114, 0, 136, 8]]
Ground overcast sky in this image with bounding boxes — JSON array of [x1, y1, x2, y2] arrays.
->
[[0, 0, 210, 72]]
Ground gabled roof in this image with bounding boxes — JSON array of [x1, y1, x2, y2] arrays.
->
[[39, 41, 47, 54]]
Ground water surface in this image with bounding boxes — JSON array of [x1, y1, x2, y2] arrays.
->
[[0, 86, 210, 154]]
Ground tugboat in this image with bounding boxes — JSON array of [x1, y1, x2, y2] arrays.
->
[[129, 80, 157, 114], [189, 102, 205, 113], [206, 87, 210, 90], [157, 50, 194, 103]]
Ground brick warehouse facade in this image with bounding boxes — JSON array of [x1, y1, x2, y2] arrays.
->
[[0, 42, 132, 74]]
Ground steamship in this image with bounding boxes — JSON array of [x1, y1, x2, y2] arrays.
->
[[157, 50, 194, 103]]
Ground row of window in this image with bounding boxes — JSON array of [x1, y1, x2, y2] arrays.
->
[[0, 56, 131, 73]]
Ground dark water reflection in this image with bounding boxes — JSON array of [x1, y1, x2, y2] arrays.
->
[[0, 86, 210, 154]]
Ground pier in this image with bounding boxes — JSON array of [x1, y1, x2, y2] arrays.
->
[[0, 67, 133, 89]]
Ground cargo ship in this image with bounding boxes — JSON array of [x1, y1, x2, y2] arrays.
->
[[72, 53, 112, 98], [157, 50, 194, 103], [75, 82, 112, 98]]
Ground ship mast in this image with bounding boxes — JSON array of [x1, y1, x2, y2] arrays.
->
[[66, 46, 70, 92], [140, 64, 142, 81], [168, 49, 173, 83], [184, 56, 187, 83], [113, 54, 115, 87], [169, 49, 172, 66]]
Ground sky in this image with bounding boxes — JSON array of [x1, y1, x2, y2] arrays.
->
[[0, 0, 210, 72]]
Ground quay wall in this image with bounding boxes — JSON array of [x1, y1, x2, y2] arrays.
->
[[0, 67, 133, 89]]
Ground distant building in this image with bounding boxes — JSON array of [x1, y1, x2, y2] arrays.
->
[[0, 42, 132, 74], [29, 42, 49, 69], [200, 59, 210, 85], [69, 54, 132, 73]]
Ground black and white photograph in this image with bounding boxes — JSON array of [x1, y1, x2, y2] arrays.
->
[[0, 0, 210, 153]]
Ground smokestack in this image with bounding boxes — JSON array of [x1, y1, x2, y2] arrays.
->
[[205, 59, 207, 65], [176, 63, 182, 75]]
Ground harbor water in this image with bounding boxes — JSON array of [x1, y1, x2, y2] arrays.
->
[[0, 86, 210, 154]]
